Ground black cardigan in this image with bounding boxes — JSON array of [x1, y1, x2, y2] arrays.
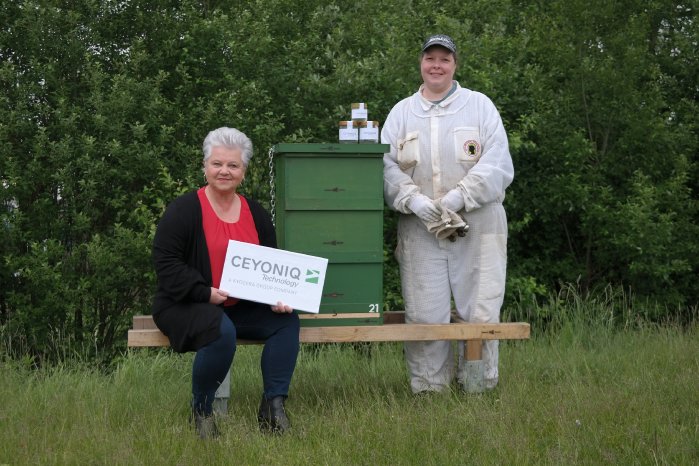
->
[[151, 190, 276, 352]]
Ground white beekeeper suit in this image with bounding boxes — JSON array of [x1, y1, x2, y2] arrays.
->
[[383, 81, 514, 393]]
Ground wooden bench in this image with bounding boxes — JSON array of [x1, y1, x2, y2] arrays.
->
[[128, 312, 530, 411]]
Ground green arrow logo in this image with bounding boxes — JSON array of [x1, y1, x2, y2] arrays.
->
[[305, 269, 320, 284]]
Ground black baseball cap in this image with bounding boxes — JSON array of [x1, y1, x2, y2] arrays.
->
[[421, 34, 457, 53]]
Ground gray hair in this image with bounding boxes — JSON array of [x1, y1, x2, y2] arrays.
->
[[202, 127, 253, 167]]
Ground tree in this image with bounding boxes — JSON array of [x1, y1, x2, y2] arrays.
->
[[1, 0, 696, 362], [503, 0, 698, 309]]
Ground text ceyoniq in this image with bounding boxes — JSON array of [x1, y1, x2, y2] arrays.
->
[[230, 255, 301, 288]]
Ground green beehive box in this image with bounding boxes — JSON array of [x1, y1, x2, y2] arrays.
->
[[272, 143, 388, 327]]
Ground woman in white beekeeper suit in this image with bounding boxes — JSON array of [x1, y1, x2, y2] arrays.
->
[[382, 34, 514, 394]]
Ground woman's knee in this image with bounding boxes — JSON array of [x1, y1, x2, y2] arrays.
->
[[287, 312, 300, 331], [267, 309, 300, 332], [212, 315, 237, 354]]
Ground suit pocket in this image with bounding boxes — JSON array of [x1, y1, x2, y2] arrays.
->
[[397, 131, 420, 170], [453, 126, 482, 164]]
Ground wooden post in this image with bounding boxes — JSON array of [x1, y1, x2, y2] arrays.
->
[[465, 339, 483, 361]]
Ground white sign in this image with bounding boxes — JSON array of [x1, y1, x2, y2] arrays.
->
[[220, 240, 328, 313]]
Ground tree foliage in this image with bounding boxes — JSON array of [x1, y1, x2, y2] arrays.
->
[[1, 0, 697, 360]]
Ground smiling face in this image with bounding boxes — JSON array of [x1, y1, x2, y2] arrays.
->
[[420, 46, 457, 98], [204, 145, 246, 194]]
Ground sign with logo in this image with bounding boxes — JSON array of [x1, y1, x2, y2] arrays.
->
[[220, 240, 328, 313]]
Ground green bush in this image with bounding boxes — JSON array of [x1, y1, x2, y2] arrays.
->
[[1, 0, 696, 361]]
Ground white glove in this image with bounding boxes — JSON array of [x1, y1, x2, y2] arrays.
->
[[440, 188, 465, 212], [408, 194, 441, 223]]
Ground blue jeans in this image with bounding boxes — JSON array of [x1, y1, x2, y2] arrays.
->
[[191, 301, 300, 416]]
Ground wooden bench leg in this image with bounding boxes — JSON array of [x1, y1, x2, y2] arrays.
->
[[462, 339, 485, 393], [213, 370, 231, 416]]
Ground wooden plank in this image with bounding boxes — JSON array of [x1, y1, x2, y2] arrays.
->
[[298, 323, 529, 343], [128, 329, 169, 347], [298, 313, 382, 320], [127, 329, 265, 347], [133, 315, 157, 330], [127, 321, 530, 347]]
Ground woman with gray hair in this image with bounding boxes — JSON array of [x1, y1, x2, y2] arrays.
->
[[152, 127, 299, 438]]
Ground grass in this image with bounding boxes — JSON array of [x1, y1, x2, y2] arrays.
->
[[1, 320, 698, 465]]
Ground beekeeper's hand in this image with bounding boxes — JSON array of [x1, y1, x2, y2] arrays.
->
[[408, 194, 441, 223], [440, 188, 465, 212]]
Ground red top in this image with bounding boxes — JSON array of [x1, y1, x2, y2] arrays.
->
[[198, 187, 260, 306]]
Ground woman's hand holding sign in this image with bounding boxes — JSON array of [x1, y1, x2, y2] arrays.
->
[[271, 301, 293, 313]]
